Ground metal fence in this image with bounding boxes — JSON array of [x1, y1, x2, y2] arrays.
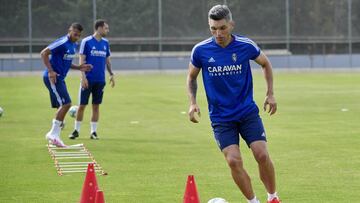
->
[[0, 0, 360, 70]]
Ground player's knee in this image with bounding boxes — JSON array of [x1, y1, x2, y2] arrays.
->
[[254, 151, 269, 164], [226, 156, 243, 169], [62, 103, 71, 110]]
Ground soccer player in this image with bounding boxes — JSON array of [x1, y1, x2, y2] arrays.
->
[[42, 23, 92, 147], [187, 5, 281, 203], [69, 19, 114, 140]]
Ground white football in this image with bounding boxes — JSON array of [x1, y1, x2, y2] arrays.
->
[[207, 197, 228, 203], [0, 107, 3, 117], [68, 105, 78, 118]]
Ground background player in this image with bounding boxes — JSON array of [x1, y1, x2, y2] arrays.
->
[[69, 19, 115, 140], [42, 22, 92, 147]]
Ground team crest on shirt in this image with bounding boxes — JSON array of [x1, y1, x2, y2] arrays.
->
[[232, 53, 237, 63]]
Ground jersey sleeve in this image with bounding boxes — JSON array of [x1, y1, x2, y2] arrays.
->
[[247, 39, 261, 60], [79, 39, 87, 55], [47, 39, 65, 55], [190, 46, 202, 68], [106, 43, 111, 57]]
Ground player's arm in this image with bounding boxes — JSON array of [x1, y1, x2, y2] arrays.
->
[[73, 40, 92, 72], [71, 50, 92, 72], [254, 51, 277, 115], [106, 57, 115, 88], [70, 62, 92, 72], [40, 47, 57, 84], [79, 54, 88, 89], [187, 63, 201, 123]]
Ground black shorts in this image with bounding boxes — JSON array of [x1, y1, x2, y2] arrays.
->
[[79, 81, 106, 105]]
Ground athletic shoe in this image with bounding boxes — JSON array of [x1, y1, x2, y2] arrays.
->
[[45, 132, 55, 141], [267, 197, 281, 203], [69, 130, 79, 139], [46, 133, 67, 147], [90, 132, 99, 140]]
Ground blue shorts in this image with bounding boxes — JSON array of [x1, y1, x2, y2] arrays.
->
[[79, 81, 106, 105], [211, 112, 267, 150], [43, 76, 71, 108]]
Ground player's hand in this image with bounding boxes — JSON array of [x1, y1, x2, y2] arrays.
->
[[79, 64, 92, 72], [264, 95, 277, 115], [48, 70, 58, 84], [81, 77, 89, 89], [109, 75, 115, 88], [188, 104, 201, 123]]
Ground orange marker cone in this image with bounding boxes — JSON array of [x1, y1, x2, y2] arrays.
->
[[95, 190, 105, 203], [80, 163, 99, 203], [183, 175, 200, 203]]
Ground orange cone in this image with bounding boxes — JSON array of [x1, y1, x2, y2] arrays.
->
[[183, 175, 200, 203], [95, 190, 105, 203], [80, 163, 99, 203]]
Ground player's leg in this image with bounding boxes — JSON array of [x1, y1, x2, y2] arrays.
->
[[251, 141, 275, 191], [56, 107, 65, 130], [53, 79, 72, 122], [89, 82, 105, 140], [43, 77, 71, 147], [69, 105, 86, 139], [55, 103, 71, 121], [239, 112, 280, 202], [90, 104, 99, 139], [91, 104, 100, 123], [250, 141, 280, 203], [44, 78, 63, 135], [222, 145, 257, 201], [69, 83, 91, 139], [212, 122, 259, 202], [76, 105, 86, 122]]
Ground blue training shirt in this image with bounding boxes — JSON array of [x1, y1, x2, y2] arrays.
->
[[191, 34, 261, 122], [79, 35, 111, 82], [43, 35, 77, 80]]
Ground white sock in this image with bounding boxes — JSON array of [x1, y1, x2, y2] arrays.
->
[[267, 192, 278, 201], [75, 121, 81, 132], [248, 196, 259, 203], [50, 119, 62, 136], [90, 122, 97, 134]]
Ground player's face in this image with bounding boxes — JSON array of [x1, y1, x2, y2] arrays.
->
[[99, 23, 109, 37], [209, 19, 234, 46], [68, 28, 82, 42]]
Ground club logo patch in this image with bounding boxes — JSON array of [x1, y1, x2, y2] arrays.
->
[[232, 53, 237, 63]]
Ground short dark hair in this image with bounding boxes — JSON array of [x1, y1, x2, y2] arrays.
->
[[208, 5, 232, 21], [70, 22, 83, 32], [94, 19, 107, 30]]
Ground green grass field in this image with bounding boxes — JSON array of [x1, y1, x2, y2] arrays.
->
[[0, 71, 359, 202]]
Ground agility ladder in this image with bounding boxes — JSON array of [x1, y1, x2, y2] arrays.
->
[[47, 143, 107, 176]]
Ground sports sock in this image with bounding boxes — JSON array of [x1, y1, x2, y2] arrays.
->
[[267, 192, 278, 201], [90, 122, 97, 134], [50, 119, 62, 137], [75, 121, 81, 132], [248, 196, 259, 203]]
